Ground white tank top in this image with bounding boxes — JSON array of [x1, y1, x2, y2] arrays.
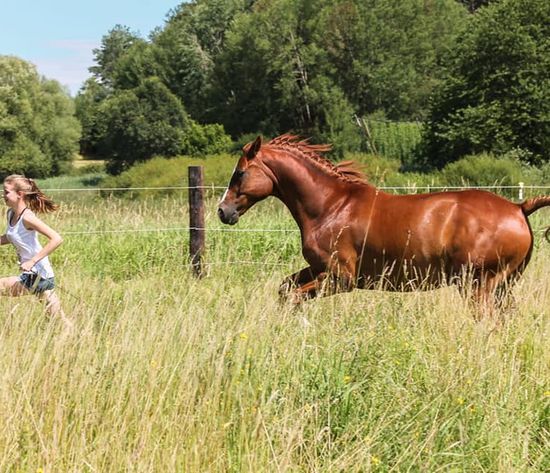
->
[[5, 208, 55, 278]]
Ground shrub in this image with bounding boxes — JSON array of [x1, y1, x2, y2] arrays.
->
[[101, 154, 238, 198], [440, 153, 526, 187], [181, 121, 232, 156]]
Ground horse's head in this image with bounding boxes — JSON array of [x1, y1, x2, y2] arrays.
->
[[218, 136, 274, 225]]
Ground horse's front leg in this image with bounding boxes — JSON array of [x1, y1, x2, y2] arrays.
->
[[279, 261, 356, 304], [279, 266, 324, 303]]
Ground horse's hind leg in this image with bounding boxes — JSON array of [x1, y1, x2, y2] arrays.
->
[[494, 268, 525, 313], [471, 268, 523, 321]]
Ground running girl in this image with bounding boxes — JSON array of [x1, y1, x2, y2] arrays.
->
[[1, 175, 70, 325]]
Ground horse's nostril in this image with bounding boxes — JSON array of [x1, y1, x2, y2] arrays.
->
[[218, 207, 231, 223]]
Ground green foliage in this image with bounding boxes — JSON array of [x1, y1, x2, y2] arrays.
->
[[101, 153, 237, 198], [90, 25, 142, 88], [0, 56, 80, 178], [111, 40, 163, 90], [0, 135, 50, 177], [75, 78, 110, 156], [307, 78, 362, 158], [360, 117, 423, 167], [422, 0, 550, 167], [73, 0, 550, 178], [456, 0, 493, 13], [439, 153, 527, 187], [36, 171, 105, 190], [313, 0, 467, 120], [181, 121, 232, 156], [76, 0, 468, 167], [154, 0, 246, 120], [95, 77, 188, 174]]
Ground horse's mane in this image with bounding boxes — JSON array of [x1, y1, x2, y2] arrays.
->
[[265, 134, 368, 185]]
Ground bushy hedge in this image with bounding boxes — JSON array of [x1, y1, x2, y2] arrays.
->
[[181, 122, 233, 156], [98, 149, 543, 200], [101, 154, 237, 198], [439, 153, 526, 187], [350, 151, 541, 193]]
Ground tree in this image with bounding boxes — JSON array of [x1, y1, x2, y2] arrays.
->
[[421, 0, 550, 168], [94, 77, 188, 174], [312, 0, 467, 121], [74, 78, 110, 156], [110, 40, 163, 90], [0, 56, 80, 177], [154, 0, 246, 120], [207, 0, 466, 147], [90, 25, 142, 88]]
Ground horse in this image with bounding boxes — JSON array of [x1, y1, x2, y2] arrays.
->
[[218, 134, 550, 311]]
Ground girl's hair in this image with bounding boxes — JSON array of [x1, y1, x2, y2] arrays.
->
[[4, 175, 59, 213]]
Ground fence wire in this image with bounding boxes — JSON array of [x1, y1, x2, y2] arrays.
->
[[45, 184, 549, 237], [63, 226, 549, 236], [63, 227, 300, 235], [44, 185, 550, 192]]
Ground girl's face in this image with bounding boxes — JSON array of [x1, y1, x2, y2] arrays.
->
[[3, 183, 23, 208]]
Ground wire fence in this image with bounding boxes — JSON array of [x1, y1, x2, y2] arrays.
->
[[63, 227, 301, 235], [45, 184, 550, 237], [43, 185, 550, 192]]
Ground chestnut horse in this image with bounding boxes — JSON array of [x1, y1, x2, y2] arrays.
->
[[218, 135, 550, 308]]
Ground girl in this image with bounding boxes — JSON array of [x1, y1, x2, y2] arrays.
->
[[0, 175, 71, 325]]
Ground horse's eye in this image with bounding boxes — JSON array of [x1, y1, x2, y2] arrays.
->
[[230, 169, 245, 187]]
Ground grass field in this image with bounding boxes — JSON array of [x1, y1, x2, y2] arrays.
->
[[0, 188, 549, 472]]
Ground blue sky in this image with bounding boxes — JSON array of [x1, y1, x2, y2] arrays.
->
[[0, 0, 182, 95]]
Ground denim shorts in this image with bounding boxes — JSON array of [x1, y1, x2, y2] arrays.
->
[[19, 272, 55, 294]]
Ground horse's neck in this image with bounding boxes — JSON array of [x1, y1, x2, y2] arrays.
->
[[263, 153, 349, 225]]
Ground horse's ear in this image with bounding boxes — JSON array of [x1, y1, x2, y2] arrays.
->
[[246, 136, 262, 160]]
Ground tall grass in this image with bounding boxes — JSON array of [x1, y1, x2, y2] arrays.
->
[[0, 193, 548, 471]]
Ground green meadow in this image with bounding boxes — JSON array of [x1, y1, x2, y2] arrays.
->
[[0, 183, 548, 472]]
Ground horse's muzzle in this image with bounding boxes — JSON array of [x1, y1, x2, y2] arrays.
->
[[218, 206, 239, 225]]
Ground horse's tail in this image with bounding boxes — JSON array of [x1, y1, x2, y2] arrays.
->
[[520, 196, 550, 216], [520, 196, 550, 243]]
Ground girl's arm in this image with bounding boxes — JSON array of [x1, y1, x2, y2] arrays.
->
[[20, 212, 63, 271]]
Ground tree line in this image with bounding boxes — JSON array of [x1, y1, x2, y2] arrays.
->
[[1, 0, 548, 177]]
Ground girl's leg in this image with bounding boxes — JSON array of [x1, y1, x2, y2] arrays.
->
[[40, 290, 73, 328], [0, 276, 30, 296]]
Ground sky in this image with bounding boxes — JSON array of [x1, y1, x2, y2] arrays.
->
[[0, 0, 182, 95]]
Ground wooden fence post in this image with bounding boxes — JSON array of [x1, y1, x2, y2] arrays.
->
[[188, 166, 205, 277]]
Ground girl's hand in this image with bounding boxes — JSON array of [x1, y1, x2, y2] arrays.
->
[[20, 260, 36, 272]]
